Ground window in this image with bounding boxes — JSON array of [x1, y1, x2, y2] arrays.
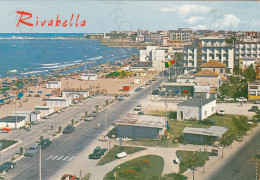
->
[[205, 110, 207, 116], [213, 68, 215, 72], [212, 107, 214, 112], [249, 91, 256, 96], [220, 69, 223, 73]]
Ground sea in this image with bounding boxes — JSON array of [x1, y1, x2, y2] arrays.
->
[[0, 33, 138, 77]]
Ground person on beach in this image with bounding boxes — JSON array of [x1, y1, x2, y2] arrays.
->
[[97, 122, 100, 130]]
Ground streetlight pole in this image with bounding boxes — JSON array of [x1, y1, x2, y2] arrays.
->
[[0, 142, 2, 165], [39, 145, 41, 180], [105, 107, 107, 130]]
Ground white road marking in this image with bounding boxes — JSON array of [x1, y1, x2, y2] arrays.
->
[[62, 156, 70, 161], [57, 156, 64, 160], [51, 155, 59, 160], [46, 155, 53, 160], [67, 156, 74, 161]]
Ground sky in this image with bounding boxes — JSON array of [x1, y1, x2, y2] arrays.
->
[[0, 1, 259, 33]]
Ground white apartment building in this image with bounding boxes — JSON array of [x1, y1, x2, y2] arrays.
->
[[168, 28, 192, 43], [235, 40, 260, 60], [184, 37, 234, 72], [46, 81, 61, 89], [138, 46, 166, 70]]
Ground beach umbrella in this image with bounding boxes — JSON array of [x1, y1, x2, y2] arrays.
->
[[37, 91, 43, 93], [29, 91, 34, 93], [45, 94, 52, 97]]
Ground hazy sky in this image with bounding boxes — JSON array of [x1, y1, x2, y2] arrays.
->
[[0, 1, 259, 33]]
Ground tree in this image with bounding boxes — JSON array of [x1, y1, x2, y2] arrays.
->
[[19, 147, 23, 155], [40, 135, 43, 141], [85, 111, 88, 117], [71, 119, 75, 125], [219, 82, 232, 97], [58, 126, 62, 133], [115, 95, 118, 101], [105, 100, 109, 106], [95, 105, 99, 112], [242, 64, 256, 82]]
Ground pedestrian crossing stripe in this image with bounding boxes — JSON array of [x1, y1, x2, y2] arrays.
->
[[46, 155, 73, 161]]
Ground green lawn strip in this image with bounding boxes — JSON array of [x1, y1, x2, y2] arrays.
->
[[103, 154, 164, 180], [97, 145, 146, 166], [176, 150, 209, 174], [161, 173, 187, 180], [0, 139, 17, 150]]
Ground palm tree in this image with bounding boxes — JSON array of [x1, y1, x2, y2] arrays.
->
[[95, 105, 99, 112]]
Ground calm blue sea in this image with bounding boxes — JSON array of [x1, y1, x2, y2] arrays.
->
[[0, 36, 138, 77]]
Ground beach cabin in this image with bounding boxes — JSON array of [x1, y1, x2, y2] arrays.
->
[[134, 78, 142, 84], [0, 116, 26, 129], [11, 110, 31, 122], [46, 81, 61, 89], [62, 90, 89, 98], [80, 73, 98, 81], [45, 97, 71, 107], [34, 105, 54, 117], [31, 110, 41, 121]]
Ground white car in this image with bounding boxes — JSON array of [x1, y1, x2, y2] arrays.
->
[[218, 109, 226, 115], [236, 97, 247, 102], [223, 97, 234, 101]]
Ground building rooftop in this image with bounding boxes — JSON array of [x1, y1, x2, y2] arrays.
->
[[194, 70, 219, 77], [199, 37, 225, 40], [177, 98, 215, 107], [161, 82, 195, 87], [116, 114, 166, 129], [34, 105, 53, 109], [0, 116, 26, 122], [201, 60, 226, 68], [182, 126, 228, 138], [45, 97, 68, 101], [81, 73, 97, 76], [12, 110, 32, 114]]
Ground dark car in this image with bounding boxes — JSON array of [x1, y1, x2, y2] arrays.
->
[[152, 89, 160, 95], [38, 138, 51, 149], [210, 149, 218, 156], [0, 161, 16, 172], [248, 106, 259, 112], [138, 111, 144, 115], [62, 125, 75, 134]]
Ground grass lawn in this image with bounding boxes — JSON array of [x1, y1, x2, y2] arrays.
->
[[103, 155, 164, 180], [0, 139, 17, 150], [161, 173, 187, 180], [176, 150, 209, 174], [97, 145, 146, 166]]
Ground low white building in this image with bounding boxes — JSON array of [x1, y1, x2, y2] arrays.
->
[[0, 116, 26, 129], [12, 110, 31, 122], [177, 98, 216, 120], [45, 97, 71, 107], [176, 75, 195, 83], [46, 81, 61, 89], [80, 74, 98, 81], [31, 110, 41, 121], [134, 78, 142, 84], [34, 105, 54, 117], [62, 90, 89, 98]]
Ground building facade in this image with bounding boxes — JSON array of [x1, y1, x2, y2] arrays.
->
[[248, 82, 260, 100], [46, 81, 61, 89], [184, 37, 234, 73], [177, 98, 216, 120], [168, 28, 192, 43]]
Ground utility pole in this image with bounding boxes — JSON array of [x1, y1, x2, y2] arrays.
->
[[39, 145, 41, 180], [105, 107, 107, 130], [15, 101, 17, 129]]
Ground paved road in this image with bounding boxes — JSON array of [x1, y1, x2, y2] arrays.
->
[[209, 128, 260, 180], [6, 79, 163, 180], [0, 96, 113, 170]]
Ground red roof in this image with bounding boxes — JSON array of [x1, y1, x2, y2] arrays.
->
[[201, 60, 226, 68]]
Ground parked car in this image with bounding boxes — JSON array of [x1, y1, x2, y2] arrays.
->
[[62, 125, 75, 134], [236, 97, 247, 102], [152, 89, 160, 95], [60, 174, 80, 180], [90, 110, 98, 117], [38, 138, 51, 149], [85, 116, 94, 121], [248, 106, 259, 112], [138, 111, 144, 115], [25, 145, 40, 156], [0, 161, 16, 172], [223, 97, 234, 101], [145, 80, 152, 86], [31, 120, 39, 125], [210, 149, 218, 156], [118, 95, 125, 101], [218, 109, 226, 115], [135, 87, 142, 92], [255, 100, 260, 104], [134, 104, 142, 111]]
